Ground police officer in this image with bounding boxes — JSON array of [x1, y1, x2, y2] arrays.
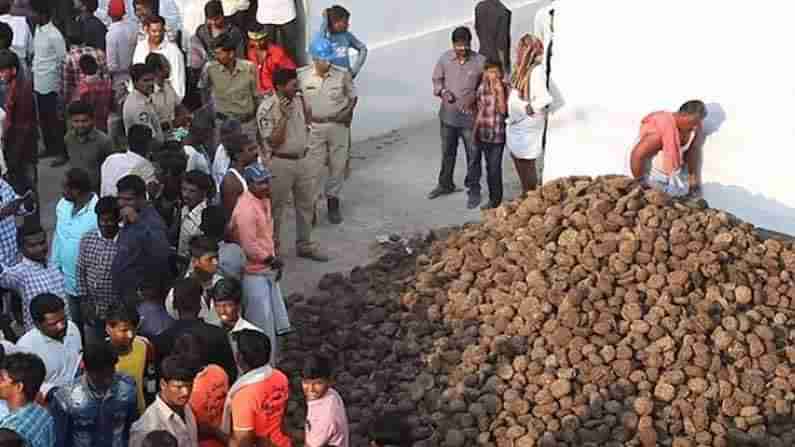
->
[[123, 62, 164, 143], [257, 68, 329, 262], [297, 37, 357, 225]]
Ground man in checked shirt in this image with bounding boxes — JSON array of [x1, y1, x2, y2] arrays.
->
[[75, 196, 121, 345]]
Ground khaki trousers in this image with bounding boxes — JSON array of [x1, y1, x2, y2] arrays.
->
[[270, 148, 324, 252], [309, 122, 349, 199]]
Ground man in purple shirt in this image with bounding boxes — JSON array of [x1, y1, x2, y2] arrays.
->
[[429, 27, 485, 207]]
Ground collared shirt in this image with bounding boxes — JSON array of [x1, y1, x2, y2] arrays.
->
[[16, 322, 83, 395], [257, 92, 308, 156], [106, 19, 139, 80], [184, 145, 211, 174], [3, 72, 38, 165], [129, 395, 198, 447], [0, 403, 55, 447], [178, 200, 207, 258], [315, 15, 368, 77], [76, 229, 119, 320], [305, 388, 350, 447], [32, 21, 67, 95], [51, 374, 138, 447], [63, 46, 110, 105], [0, 257, 66, 330], [133, 39, 186, 99], [112, 205, 171, 297], [195, 23, 245, 64], [0, 179, 24, 266], [101, 150, 156, 197], [226, 317, 262, 359], [78, 74, 113, 132], [198, 59, 258, 119], [256, 0, 295, 24], [297, 65, 356, 120], [137, 301, 175, 339], [432, 49, 486, 128], [65, 128, 113, 190], [52, 195, 99, 295], [0, 14, 32, 63], [474, 80, 509, 144], [151, 81, 179, 126], [474, 0, 511, 71], [165, 270, 222, 326], [123, 88, 164, 142], [247, 43, 296, 94], [78, 14, 108, 51], [229, 191, 274, 274]]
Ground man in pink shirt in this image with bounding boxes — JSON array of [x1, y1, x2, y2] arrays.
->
[[228, 163, 290, 365], [302, 355, 349, 447]]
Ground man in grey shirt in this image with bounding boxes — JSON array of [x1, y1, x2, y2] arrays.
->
[[430, 27, 485, 204]]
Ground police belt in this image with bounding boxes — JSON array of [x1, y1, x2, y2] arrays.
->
[[272, 149, 308, 160]]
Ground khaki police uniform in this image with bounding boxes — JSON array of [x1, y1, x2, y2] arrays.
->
[[297, 65, 356, 199], [257, 91, 324, 254], [199, 59, 261, 152], [122, 88, 164, 143]]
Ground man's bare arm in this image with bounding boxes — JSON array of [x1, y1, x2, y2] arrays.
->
[[630, 134, 662, 178]]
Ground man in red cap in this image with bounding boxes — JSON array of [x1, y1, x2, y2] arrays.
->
[[106, 0, 137, 147]]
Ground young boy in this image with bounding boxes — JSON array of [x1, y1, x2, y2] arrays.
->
[[105, 304, 158, 414], [165, 235, 221, 325], [77, 54, 112, 132], [302, 355, 350, 447], [317, 5, 367, 78], [471, 59, 509, 210]]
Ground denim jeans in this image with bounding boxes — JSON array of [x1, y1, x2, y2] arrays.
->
[[438, 121, 474, 191], [35, 92, 67, 158], [466, 142, 505, 204]]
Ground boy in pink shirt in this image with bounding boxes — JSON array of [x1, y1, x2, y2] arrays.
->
[[302, 356, 350, 447]]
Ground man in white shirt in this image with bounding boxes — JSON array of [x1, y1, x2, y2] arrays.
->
[[133, 15, 185, 99], [257, 0, 297, 62], [101, 124, 156, 196], [15, 293, 83, 397], [0, 0, 31, 65], [31, 0, 68, 167]]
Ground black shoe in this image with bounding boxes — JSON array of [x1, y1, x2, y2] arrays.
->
[[467, 193, 481, 209], [427, 186, 454, 200], [327, 197, 342, 224]]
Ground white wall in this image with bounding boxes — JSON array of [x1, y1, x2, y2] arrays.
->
[[544, 0, 795, 235], [302, 0, 550, 140]]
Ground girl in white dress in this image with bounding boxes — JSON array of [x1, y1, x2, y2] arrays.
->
[[506, 34, 553, 192]]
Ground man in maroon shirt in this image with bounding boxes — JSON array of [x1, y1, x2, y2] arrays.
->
[[0, 49, 38, 223]]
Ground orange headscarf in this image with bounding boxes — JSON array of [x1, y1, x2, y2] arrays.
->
[[511, 34, 544, 101]]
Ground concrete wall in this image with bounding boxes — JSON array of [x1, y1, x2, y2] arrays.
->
[[302, 0, 550, 141], [544, 0, 795, 235]]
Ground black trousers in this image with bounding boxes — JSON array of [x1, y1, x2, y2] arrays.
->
[[35, 92, 67, 158], [466, 141, 505, 204], [438, 120, 474, 192]]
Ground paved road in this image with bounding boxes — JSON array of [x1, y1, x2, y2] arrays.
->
[[36, 120, 523, 297]]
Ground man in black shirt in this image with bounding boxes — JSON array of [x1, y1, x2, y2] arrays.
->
[[474, 0, 511, 74], [76, 0, 107, 51], [154, 277, 237, 381]]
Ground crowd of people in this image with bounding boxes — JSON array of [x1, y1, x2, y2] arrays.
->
[[0, 0, 707, 445]]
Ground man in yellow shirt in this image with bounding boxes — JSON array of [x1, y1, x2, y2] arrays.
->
[[105, 304, 158, 415]]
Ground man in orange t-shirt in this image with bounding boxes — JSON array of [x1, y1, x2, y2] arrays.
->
[[223, 329, 291, 447], [247, 23, 296, 94]]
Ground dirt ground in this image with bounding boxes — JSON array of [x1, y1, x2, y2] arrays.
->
[[36, 119, 522, 296]]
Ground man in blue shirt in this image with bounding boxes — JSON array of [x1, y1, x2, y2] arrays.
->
[[111, 174, 171, 299], [0, 352, 55, 447], [316, 5, 367, 79], [51, 342, 138, 447], [51, 168, 98, 336]]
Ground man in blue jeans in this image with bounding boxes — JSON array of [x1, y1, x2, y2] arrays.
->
[[430, 27, 485, 207]]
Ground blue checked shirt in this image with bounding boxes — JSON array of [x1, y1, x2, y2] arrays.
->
[[0, 257, 67, 331], [75, 230, 119, 321], [0, 179, 34, 267], [0, 403, 56, 447], [51, 374, 138, 447], [51, 196, 98, 296]]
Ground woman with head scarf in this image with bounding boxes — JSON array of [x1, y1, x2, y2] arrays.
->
[[506, 34, 553, 192]]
